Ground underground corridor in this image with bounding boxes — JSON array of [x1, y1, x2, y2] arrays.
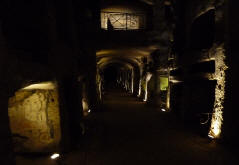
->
[[1, 0, 239, 165], [16, 84, 238, 165]]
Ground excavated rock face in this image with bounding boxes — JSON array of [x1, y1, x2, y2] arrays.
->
[[168, 0, 227, 138], [8, 85, 61, 152]]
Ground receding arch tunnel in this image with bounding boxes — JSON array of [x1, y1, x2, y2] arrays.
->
[[0, 0, 239, 165], [103, 63, 128, 88], [97, 57, 141, 97]]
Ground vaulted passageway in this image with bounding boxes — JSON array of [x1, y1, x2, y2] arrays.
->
[[1, 0, 239, 164], [17, 86, 238, 164]]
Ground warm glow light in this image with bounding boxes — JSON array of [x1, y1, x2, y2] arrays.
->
[[82, 99, 88, 111], [209, 45, 228, 139], [9, 85, 61, 152], [161, 109, 166, 112], [170, 79, 183, 83], [143, 88, 147, 101], [208, 134, 214, 139], [51, 153, 60, 160], [96, 50, 116, 56], [101, 12, 143, 30], [166, 76, 170, 110], [22, 82, 56, 90], [99, 82, 102, 100], [82, 98, 90, 116], [160, 77, 168, 91], [138, 80, 142, 97], [131, 71, 134, 94], [144, 73, 152, 102]]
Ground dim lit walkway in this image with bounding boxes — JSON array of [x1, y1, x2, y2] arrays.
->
[[17, 88, 239, 165]]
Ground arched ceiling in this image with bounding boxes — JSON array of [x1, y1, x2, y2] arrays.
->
[[97, 45, 158, 74], [98, 56, 140, 70], [97, 46, 158, 59], [139, 0, 154, 5], [98, 0, 159, 72], [100, 61, 133, 71], [97, 45, 158, 72]]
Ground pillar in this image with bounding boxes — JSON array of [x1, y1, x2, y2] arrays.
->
[[148, 49, 170, 109]]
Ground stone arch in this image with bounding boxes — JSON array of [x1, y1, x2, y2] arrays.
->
[[98, 57, 141, 95]]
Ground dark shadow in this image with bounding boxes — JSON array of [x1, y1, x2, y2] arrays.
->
[[190, 9, 215, 50]]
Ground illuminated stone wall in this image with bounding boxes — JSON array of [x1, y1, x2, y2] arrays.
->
[[170, 0, 226, 135], [100, 3, 146, 30], [8, 89, 61, 152], [208, 44, 228, 138], [101, 12, 145, 30]]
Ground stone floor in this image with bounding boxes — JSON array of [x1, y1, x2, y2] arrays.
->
[[17, 88, 239, 165]]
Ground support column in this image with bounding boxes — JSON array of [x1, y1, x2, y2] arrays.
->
[[131, 69, 134, 94], [148, 69, 161, 105], [137, 65, 143, 98], [58, 76, 83, 151], [148, 49, 170, 110], [139, 58, 149, 100]]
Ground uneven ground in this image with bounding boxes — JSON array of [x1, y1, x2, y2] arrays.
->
[[17, 88, 239, 165]]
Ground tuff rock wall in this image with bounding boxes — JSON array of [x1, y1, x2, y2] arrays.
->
[[8, 89, 61, 152]]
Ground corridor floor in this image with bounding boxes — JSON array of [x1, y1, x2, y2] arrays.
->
[[17, 89, 239, 165]]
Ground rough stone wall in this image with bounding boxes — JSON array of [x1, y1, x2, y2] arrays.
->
[[185, 0, 224, 22], [145, 0, 174, 107], [150, 0, 173, 53], [173, 0, 224, 49], [170, 0, 226, 136], [8, 89, 61, 152], [0, 0, 100, 163]]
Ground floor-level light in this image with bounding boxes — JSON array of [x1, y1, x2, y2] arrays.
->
[[51, 153, 60, 160]]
